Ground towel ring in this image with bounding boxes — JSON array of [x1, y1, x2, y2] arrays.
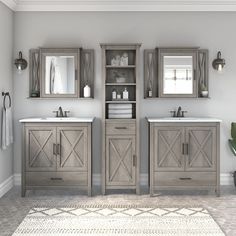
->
[[2, 92, 11, 109]]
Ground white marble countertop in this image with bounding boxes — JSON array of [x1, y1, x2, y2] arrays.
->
[[19, 117, 95, 123], [146, 117, 222, 123]]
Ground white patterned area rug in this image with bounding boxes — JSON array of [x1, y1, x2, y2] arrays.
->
[[13, 205, 225, 236]]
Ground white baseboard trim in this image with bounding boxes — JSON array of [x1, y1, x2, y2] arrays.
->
[[220, 173, 234, 185], [0, 175, 14, 198], [12, 173, 234, 187], [14, 174, 21, 186]]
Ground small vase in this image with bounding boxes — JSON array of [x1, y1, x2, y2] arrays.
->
[[83, 85, 91, 98], [201, 91, 208, 97]]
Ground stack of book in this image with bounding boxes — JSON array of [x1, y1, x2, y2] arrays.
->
[[108, 104, 132, 119]]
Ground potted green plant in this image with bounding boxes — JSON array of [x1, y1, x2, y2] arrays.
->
[[200, 83, 208, 97]]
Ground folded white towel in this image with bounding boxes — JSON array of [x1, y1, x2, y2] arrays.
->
[[108, 109, 132, 114], [108, 114, 132, 119], [108, 104, 132, 109], [2, 107, 13, 150]]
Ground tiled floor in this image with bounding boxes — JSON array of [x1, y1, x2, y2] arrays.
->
[[0, 186, 235, 236]]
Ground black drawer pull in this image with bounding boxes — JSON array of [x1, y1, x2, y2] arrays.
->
[[115, 127, 127, 129], [179, 177, 192, 180], [50, 177, 63, 181]]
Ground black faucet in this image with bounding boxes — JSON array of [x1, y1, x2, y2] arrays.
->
[[53, 107, 70, 117], [58, 107, 63, 117], [170, 106, 187, 117], [176, 106, 182, 117]]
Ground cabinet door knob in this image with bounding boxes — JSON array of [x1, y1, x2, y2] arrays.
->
[[57, 144, 60, 155], [53, 144, 57, 155], [179, 177, 192, 180], [133, 155, 136, 167], [182, 143, 185, 155], [50, 177, 63, 181], [115, 127, 127, 130], [185, 143, 189, 155]]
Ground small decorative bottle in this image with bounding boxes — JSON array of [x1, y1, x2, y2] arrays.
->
[[148, 89, 152, 98], [112, 89, 117, 100], [123, 87, 129, 100], [84, 85, 91, 98], [117, 93, 121, 99]]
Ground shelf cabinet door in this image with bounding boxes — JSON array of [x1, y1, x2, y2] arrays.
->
[[56, 126, 88, 172], [186, 126, 216, 171], [106, 135, 136, 186], [25, 127, 57, 171], [153, 126, 185, 171]]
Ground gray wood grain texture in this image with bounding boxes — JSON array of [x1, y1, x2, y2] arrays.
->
[[25, 126, 57, 172], [197, 49, 209, 97], [144, 47, 209, 99], [149, 122, 220, 196], [144, 49, 158, 98], [186, 126, 216, 171], [28, 47, 95, 99], [106, 135, 136, 186], [153, 126, 185, 171], [80, 49, 94, 98], [56, 126, 88, 172], [29, 49, 40, 97], [21, 122, 92, 196], [100, 44, 141, 194]]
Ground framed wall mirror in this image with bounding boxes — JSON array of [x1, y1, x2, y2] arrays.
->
[[144, 47, 208, 99], [159, 48, 197, 98], [40, 48, 80, 98]]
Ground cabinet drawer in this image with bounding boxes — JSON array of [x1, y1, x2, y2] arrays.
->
[[106, 122, 136, 135], [154, 172, 216, 186], [26, 172, 88, 186]]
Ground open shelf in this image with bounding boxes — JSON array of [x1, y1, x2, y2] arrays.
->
[[106, 83, 136, 86], [106, 65, 136, 68], [106, 101, 136, 103]]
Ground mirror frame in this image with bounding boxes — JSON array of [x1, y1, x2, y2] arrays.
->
[[158, 48, 198, 98], [40, 48, 80, 98]]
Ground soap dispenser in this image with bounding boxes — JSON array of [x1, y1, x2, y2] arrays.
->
[[123, 87, 129, 100], [83, 84, 91, 98], [112, 88, 117, 100]]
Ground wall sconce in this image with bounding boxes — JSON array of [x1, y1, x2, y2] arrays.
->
[[212, 51, 225, 72], [14, 51, 28, 73]]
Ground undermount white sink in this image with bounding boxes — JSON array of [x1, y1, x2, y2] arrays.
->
[[161, 117, 199, 120], [147, 117, 222, 123], [19, 117, 95, 123], [41, 117, 79, 121]]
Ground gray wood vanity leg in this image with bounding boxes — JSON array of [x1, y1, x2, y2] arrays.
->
[[215, 187, 220, 197], [216, 123, 220, 197], [21, 124, 26, 197], [87, 123, 92, 197], [149, 123, 154, 197]]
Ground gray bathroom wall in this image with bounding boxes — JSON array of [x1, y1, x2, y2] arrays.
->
[[0, 2, 13, 185], [13, 12, 236, 177]]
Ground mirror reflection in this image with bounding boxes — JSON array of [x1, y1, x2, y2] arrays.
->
[[45, 56, 75, 95], [163, 56, 193, 95]]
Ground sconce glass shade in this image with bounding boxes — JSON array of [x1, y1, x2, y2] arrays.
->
[[212, 51, 225, 72], [14, 51, 28, 72]]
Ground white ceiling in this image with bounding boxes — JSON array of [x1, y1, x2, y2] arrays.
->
[[2, 0, 236, 11]]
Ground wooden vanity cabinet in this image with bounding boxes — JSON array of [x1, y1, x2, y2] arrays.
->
[[105, 120, 137, 187], [101, 44, 141, 195], [22, 122, 92, 197], [149, 122, 220, 196]]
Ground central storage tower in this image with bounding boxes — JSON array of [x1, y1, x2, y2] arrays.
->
[[100, 44, 141, 194]]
